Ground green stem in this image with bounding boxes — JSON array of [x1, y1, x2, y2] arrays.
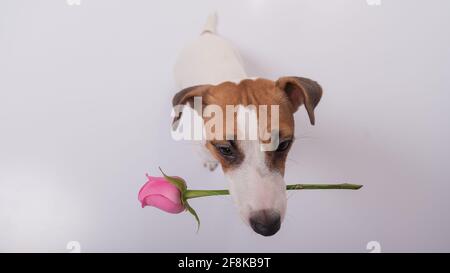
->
[[184, 183, 362, 199], [185, 189, 229, 199], [286, 183, 362, 190]]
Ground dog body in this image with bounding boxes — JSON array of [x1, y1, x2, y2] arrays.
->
[[172, 14, 323, 236], [174, 14, 247, 89]]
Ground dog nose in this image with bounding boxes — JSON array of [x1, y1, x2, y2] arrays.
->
[[249, 209, 281, 236]]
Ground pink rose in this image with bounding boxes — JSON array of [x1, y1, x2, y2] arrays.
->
[[138, 174, 185, 214]]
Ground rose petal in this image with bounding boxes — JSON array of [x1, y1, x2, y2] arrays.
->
[[141, 194, 185, 214], [138, 175, 185, 214]]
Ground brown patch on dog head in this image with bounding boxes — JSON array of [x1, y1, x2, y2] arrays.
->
[[202, 78, 296, 138], [264, 140, 291, 176], [206, 140, 245, 172], [171, 77, 322, 174]]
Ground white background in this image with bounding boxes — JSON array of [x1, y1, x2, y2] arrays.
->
[[1, 0, 449, 252]]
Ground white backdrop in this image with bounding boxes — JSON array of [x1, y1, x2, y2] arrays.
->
[[1, 0, 450, 252]]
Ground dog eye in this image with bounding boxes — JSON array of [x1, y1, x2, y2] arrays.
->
[[215, 143, 234, 157], [276, 140, 292, 152]]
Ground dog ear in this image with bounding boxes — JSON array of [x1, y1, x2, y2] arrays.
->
[[276, 76, 323, 125], [171, 85, 211, 129]]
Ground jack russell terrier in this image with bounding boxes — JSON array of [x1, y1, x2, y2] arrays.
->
[[172, 14, 322, 236]]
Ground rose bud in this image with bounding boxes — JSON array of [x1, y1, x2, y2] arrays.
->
[[138, 174, 185, 214]]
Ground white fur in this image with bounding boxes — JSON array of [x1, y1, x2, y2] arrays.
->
[[226, 106, 287, 224], [174, 13, 247, 89]]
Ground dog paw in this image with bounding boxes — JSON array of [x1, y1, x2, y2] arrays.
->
[[203, 161, 219, 171]]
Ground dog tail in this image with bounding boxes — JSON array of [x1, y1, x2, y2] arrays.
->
[[201, 12, 217, 34]]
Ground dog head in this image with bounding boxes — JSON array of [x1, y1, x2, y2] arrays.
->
[[172, 77, 322, 236]]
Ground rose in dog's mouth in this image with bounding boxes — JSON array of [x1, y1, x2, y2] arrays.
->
[[137, 168, 362, 236]]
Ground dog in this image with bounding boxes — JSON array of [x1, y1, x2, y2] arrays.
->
[[172, 14, 322, 236]]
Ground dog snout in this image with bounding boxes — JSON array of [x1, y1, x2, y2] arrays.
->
[[249, 209, 281, 237]]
